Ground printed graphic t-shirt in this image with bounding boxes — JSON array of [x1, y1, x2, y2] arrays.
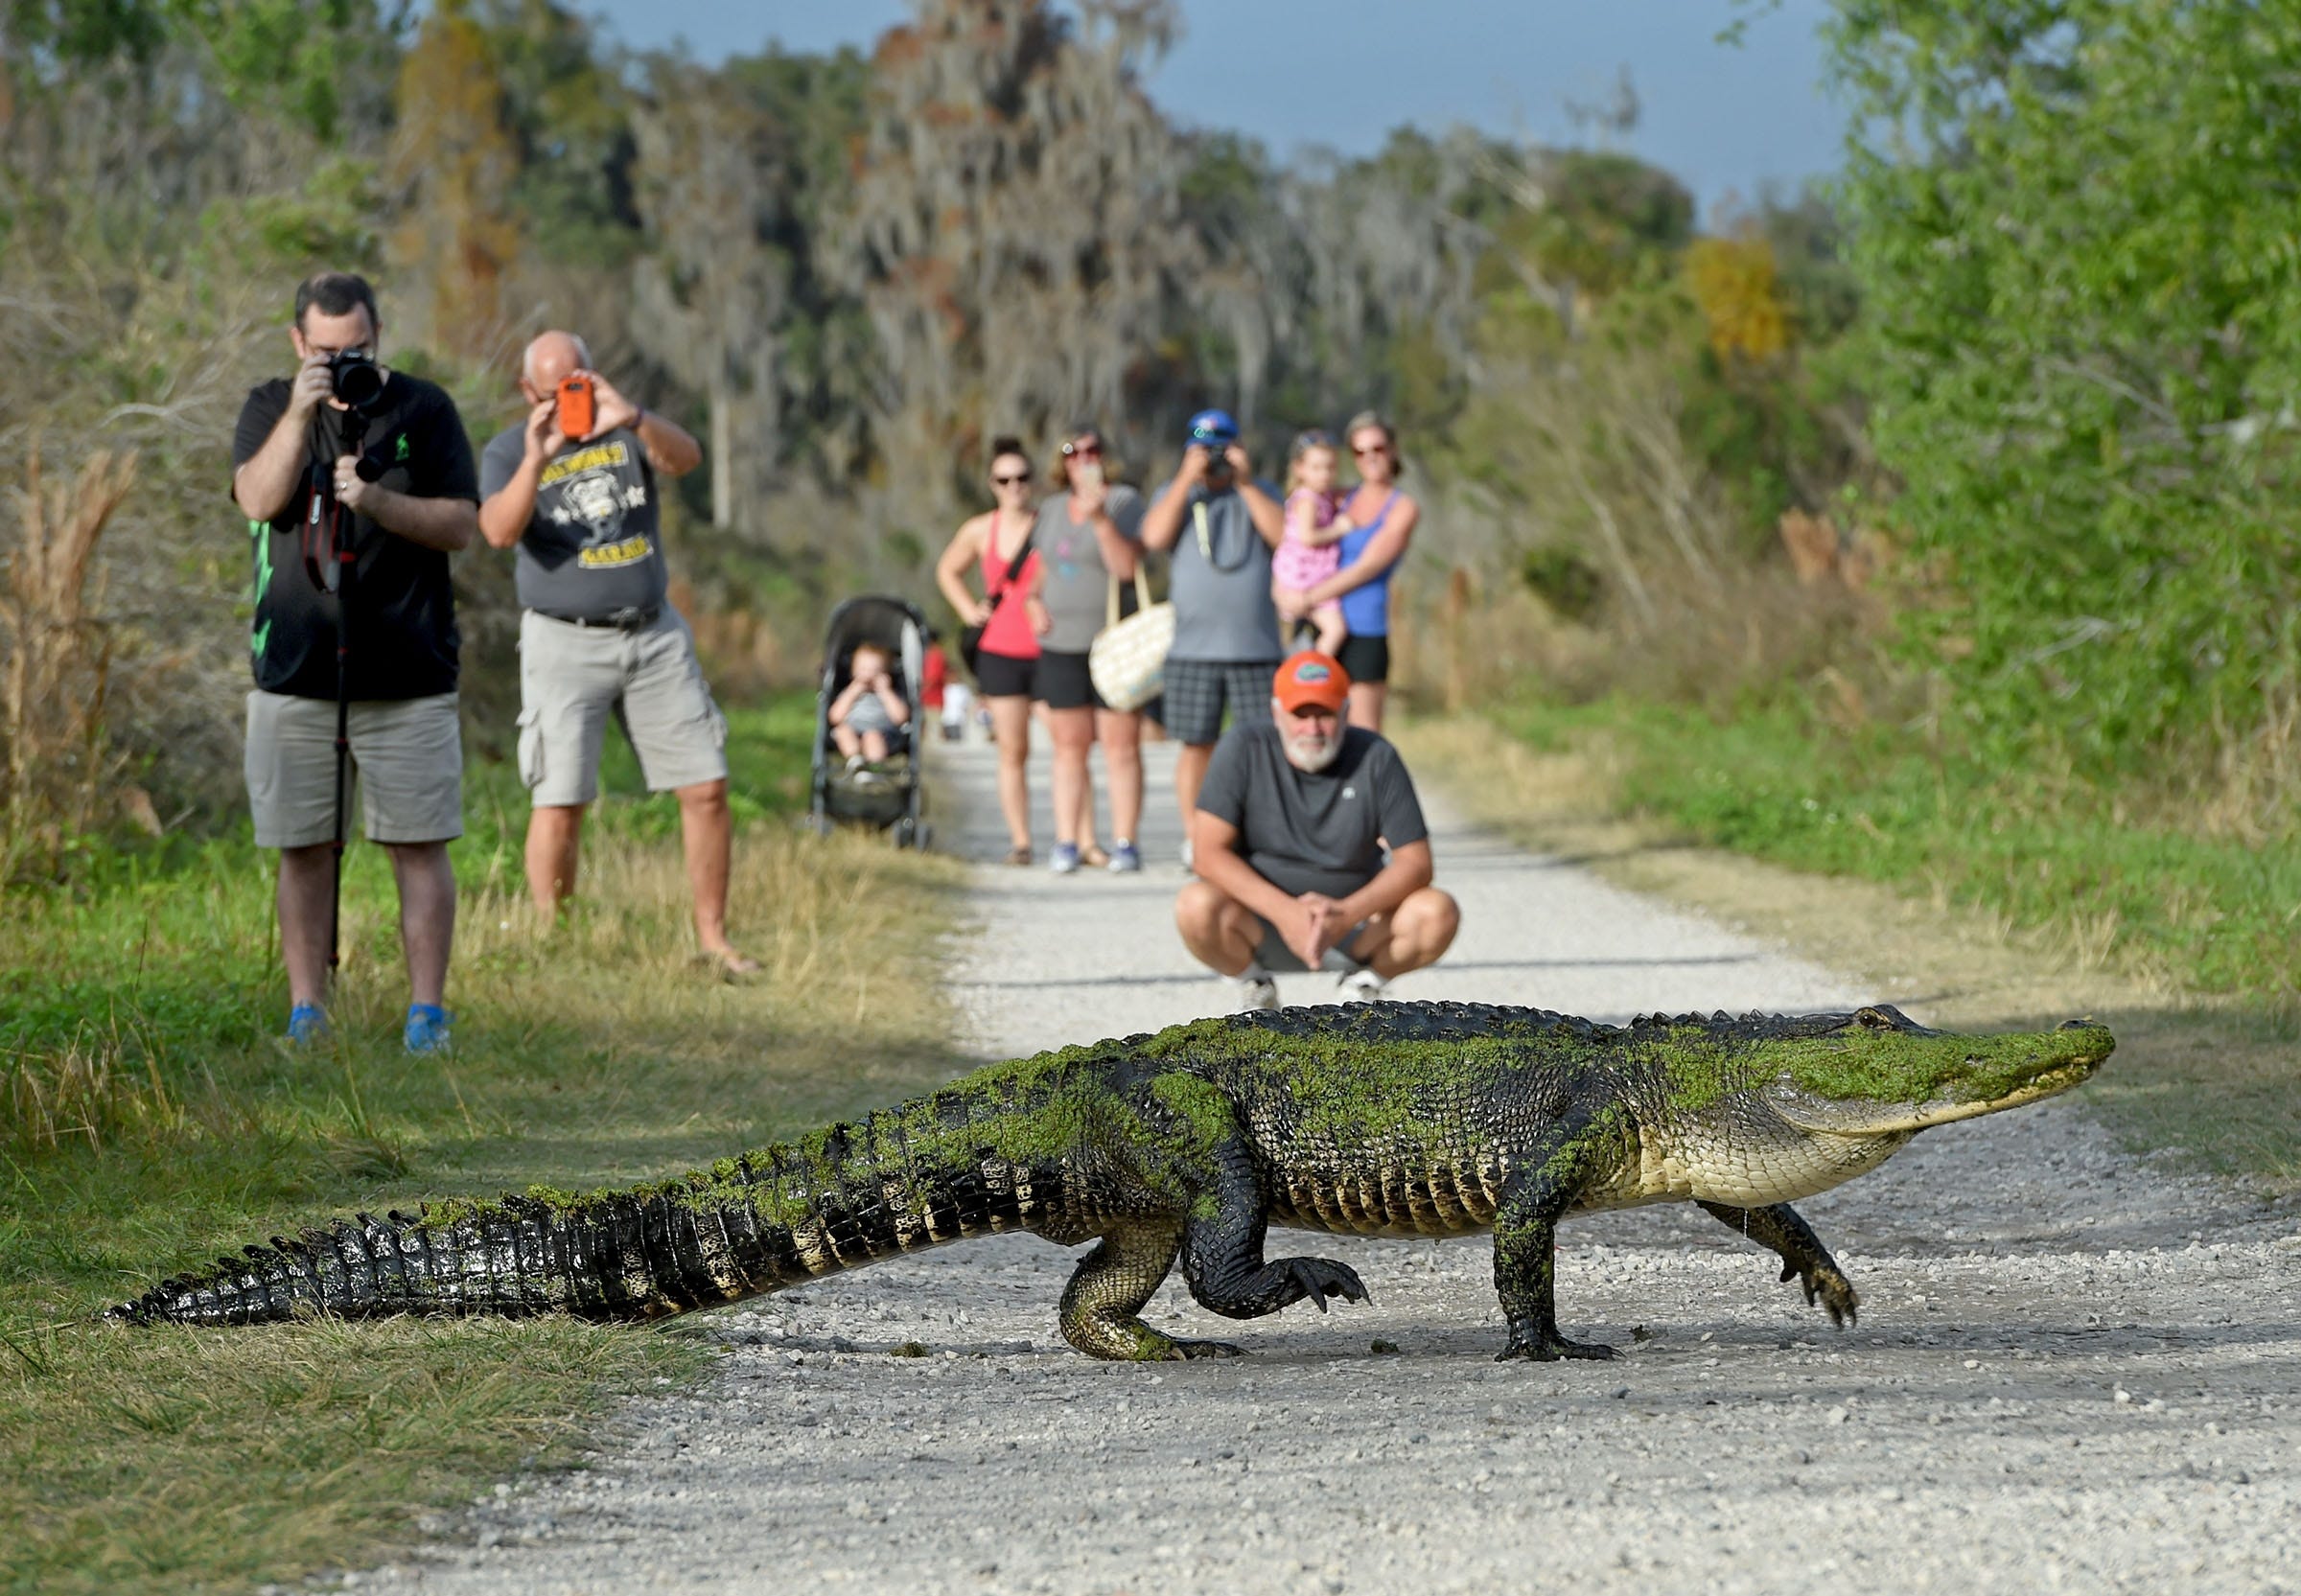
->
[[1167, 479, 1283, 663], [1034, 485, 1147, 652], [230, 374, 477, 701], [478, 424, 667, 619], [1194, 721, 1429, 899]]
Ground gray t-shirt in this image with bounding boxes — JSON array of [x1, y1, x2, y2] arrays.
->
[[1167, 479, 1283, 662], [1034, 485, 1146, 653], [1195, 721, 1429, 899], [479, 424, 668, 618]]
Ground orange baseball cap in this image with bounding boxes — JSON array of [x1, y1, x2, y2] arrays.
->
[[1273, 650, 1351, 713]]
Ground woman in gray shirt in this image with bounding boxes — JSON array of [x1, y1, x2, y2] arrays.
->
[[1029, 425, 1150, 874]]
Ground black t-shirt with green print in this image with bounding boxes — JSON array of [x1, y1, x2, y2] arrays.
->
[[230, 373, 478, 701]]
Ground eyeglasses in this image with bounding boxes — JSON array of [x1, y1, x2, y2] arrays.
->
[[1061, 440, 1102, 457], [991, 472, 1032, 487]]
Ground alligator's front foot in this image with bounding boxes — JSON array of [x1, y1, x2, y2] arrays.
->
[[1497, 1330, 1616, 1362], [1168, 1338, 1246, 1360], [1782, 1260, 1859, 1328]]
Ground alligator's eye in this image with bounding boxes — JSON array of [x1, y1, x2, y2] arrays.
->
[[1853, 1006, 1897, 1030]]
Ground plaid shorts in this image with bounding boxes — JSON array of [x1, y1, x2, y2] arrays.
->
[[1161, 658, 1280, 746]]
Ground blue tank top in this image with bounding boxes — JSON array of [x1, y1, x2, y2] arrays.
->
[[1336, 491, 1401, 636]]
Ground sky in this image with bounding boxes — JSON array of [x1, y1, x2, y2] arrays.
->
[[581, 0, 1847, 216]]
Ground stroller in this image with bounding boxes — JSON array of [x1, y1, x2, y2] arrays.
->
[[807, 594, 932, 848]]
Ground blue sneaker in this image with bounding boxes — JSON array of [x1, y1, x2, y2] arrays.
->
[[286, 1004, 331, 1044], [1108, 841, 1142, 873], [404, 1003, 453, 1055], [1050, 841, 1081, 875]]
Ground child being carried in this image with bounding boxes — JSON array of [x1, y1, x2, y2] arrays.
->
[[1272, 429, 1352, 655]]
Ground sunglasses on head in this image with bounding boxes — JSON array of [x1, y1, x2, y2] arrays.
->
[[992, 470, 1032, 486]]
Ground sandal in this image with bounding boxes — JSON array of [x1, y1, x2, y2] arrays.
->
[[1078, 844, 1110, 869], [698, 947, 762, 980], [1002, 844, 1034, 867]]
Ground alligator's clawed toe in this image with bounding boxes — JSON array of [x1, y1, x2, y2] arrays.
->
[[1780, 1260, 1858, 1328], [1286, 1258, 1368, 1313], [1498, 1333, 1616, 1362], [1172, 1338, 1246, 1359]]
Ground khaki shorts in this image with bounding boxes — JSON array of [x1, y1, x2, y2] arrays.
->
[[244, 689, 464, 848], [518, 608, 729, 807]]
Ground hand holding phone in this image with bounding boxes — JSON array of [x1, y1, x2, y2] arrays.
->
[[556, 374, 596, 441]]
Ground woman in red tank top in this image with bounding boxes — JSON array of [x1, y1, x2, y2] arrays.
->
[[935, 436, 1044, 864]]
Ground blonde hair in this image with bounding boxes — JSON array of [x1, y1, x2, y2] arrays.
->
[[1344, 410, 1405, 479], [1050, 424, 1122, 492], [849, 641, 891, 677], [1285, 428, 1338, 496]]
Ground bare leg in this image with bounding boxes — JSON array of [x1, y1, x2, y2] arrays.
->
[[1047, 705, 1094, 847], [988, 694, 1034, 850], [1347, 681, 1386, 732], [1313, 610, 1348, 656], [1342, 886, 1460, 979], [675, 777, 751, 968], [831, 724, 861, 759], [1096, 708, 1143, 844], [277, 844, 335, 1009], [1174, 880, 1266, 978], [1174, 741, 1215, 825], [860, 729, 891, 761], [524, 802, 587, 916], [384, 841, 455, 1008]]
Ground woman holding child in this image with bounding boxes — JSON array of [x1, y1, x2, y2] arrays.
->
[[935, 436, 1042, 865], [1029, 424, 1150, 874], [1279, 410, 1419, 731]]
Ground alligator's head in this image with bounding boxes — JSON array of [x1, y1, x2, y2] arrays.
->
[[1757, 1006, 2113, 1136]]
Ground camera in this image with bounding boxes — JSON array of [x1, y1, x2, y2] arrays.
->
[[327, 349, 385, 411]]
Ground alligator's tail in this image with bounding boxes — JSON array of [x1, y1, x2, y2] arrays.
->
[[107, 1080, 1070, 1328]]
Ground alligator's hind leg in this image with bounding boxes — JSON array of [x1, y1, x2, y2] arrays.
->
[[1059, 1219, 1241, 1361], [1155, 1078, 1367, 1326], [1697, 1200, 1859, 1328]]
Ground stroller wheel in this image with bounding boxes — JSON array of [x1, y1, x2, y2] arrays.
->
[[893, 818, 917, 848]]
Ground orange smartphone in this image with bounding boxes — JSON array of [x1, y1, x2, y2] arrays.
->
[[556, 374, 595, 440]]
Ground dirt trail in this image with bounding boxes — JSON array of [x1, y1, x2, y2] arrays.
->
[[359, 730, 2301, 1595]]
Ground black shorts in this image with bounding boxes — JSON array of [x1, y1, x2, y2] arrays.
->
[[1162, 658, 1280, 746], [974, 649, 1035, 700], [1336, 634, 1390, 685], [1033, 649, 1102, 711]]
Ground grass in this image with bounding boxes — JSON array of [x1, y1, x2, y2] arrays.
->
[[1399, 704, 2301, 1191], [1, 693, 974, 1594]]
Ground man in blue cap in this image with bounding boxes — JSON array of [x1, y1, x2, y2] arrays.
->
[[1139, 407, 1287, 865]]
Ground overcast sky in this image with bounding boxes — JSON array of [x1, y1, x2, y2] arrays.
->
[[582, 1, 1846, 216]]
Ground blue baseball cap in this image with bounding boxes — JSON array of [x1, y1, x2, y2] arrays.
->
[[1186, 408, 1240, 448]]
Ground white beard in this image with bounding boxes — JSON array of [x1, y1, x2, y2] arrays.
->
[[1283, 728, 1343, 772]]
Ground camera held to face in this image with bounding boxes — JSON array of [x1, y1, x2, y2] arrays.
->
[[328, 349, 385, 411]]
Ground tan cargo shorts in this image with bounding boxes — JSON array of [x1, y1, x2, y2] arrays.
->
[[517, 608, 729, 807], [244, 689, 464, 848]]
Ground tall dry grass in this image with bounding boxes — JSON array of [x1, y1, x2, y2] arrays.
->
[[0, 447, 138, 879]]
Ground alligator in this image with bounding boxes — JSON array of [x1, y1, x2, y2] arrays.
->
[[109, 1001, 2110, 1361]]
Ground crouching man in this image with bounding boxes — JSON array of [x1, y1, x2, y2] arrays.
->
[[1174, 650, 1459, 1010]]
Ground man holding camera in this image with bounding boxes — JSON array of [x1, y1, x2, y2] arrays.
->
[[1138, 407, 1287, 867], [477, 330, 756, 977], [230, 272, 479, 1052]]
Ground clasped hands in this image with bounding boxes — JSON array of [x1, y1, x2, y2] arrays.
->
[[1278, 890, 1353, 970]]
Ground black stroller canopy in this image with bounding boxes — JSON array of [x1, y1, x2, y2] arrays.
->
[[821, 595, 929, 666]]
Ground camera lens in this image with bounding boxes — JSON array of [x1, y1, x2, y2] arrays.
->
[[329, 351, 385, 411]]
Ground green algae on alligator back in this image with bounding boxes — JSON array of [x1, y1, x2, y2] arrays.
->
[[106, 1001, 2110, 1364]]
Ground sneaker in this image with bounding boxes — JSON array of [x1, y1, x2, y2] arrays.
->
[[285, 1003, 330, 1044], [843, 752, 865, 775], [1050, 841, 1081, 874], [852, 767, 884, 788], [1338, 967, 1390, 1004], [404, 1003, 453, 1055], [1179, 838, 1195, 873], [1108, 841, 1142, 873], [1234, 973, 1280, 1012]]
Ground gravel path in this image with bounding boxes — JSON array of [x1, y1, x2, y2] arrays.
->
[[361, 730, 2301, 1594]]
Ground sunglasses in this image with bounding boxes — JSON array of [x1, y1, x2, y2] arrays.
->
[[1061, 439, 1102, 457], [1353, 444, 1389, 457], [991, 472, 1032, 486]]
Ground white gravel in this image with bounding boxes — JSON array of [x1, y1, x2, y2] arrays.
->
[[356, 730, 2301, 1595]]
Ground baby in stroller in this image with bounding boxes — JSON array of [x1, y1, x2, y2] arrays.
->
[[827, 641, 911, 782]]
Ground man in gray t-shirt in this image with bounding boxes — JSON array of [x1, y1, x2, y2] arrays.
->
[[1175, 649, 1460, 1010], [1140, 407, 1288, 853], [476, 330, 757, 978]]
